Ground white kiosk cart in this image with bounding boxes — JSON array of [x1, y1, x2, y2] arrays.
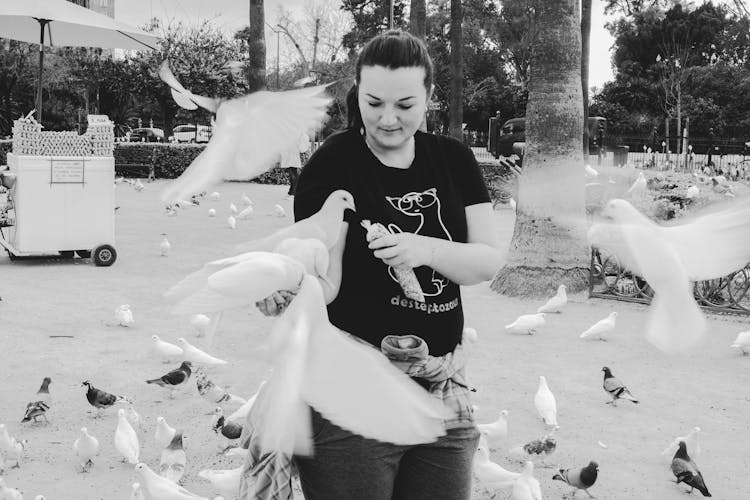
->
[[0, 115, 117, 266]]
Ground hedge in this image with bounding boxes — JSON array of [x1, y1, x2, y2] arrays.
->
[[0, 140, 11, 165]]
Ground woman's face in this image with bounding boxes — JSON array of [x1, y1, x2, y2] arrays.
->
[[358, 65, 430, 152]]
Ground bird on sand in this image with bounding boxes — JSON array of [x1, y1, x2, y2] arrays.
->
[[537, 285, 567, 313], [553, 461, 599, 498], [601, 366, 639, 406], [671, 441, 711, 497], [146, 361, 193, 398]]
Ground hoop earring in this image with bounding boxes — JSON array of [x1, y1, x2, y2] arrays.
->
[[360, 127, 365, 136]]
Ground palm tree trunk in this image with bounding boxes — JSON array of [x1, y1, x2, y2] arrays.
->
[[448, 0, 463, 140], [409, 0, 427, 39], [248, 0, 267, 91], [581, 0, 591, 156], [491, 0, 589, 297]]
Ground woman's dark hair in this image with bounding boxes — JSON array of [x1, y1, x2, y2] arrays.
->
[[347, 30, 433, 131]]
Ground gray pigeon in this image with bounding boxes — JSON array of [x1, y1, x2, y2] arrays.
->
[[602, 366, 639, 406], [553, 461, 598, 497], [671, 441, 711, 496]]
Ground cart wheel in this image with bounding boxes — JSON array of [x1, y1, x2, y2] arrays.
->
[[6, 249, 17, 261], [75, 250, 91, 258], [93, 244, 117, 267], [59, 251, 75, 259]]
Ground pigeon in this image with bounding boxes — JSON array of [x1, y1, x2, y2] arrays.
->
[[131, 482, 146, 500], [151, 335, 184, 363], [662, 427, 701, 460], [0, 478, 23, 500], [580, 312, 617, 340], [21, 400, 50, 424], [229, 203, 238, 215], [146, 361, 193, 398], [34, 377, 52, 405], [473, 436, 521, 490], [711, 177, 734, 196], [241, 193, 253, 206], [232, 190, 354, 254], [534, 376, 558, 427], [212, 407, 243, 448], [553, 461, 598, 497], [505, 313, 545, 335], [586, 198, 750, 352], [477, 410, 509, 449], [671, 441, 711, 496], [273, 204, 286, 217], [160, 431, 187, 483], [686, 185, 699, 199], [135, 462, 209, 499], [158, 61, 332, 205], [602, 366, 639, 405], [272, 237, 335, 288], [177, 338, 227, 365], [208, 208, 217, 217], [626, 171, 647, 196], [462, 326, 478, 344], [209, 192, 221, 201], [537, 284, 567, 313], [585, 164, 599, 178], [509, 434, 557, 462], [82, 381, 130, 415], [730, 330, 750, 354], [190, 314, 212, 337], [512, 461, 542, 500], [227, 380, 267, 422], [114, 408, 140, 464], [227, 215, 236, 229], [195, 368, 246, 407], [73, 427, 100, 472], [198, 466, 243, 499], [155, 416, 177, 449], [160, 234, 171, 256], [237, 205, 254, 220], [113, 304, 134, 327], [6, 437, 26, 468]]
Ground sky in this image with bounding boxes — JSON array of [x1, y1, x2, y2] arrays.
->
[[115, 0, 618, 89]]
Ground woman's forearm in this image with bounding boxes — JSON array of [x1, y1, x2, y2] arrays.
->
[[425, 236, 505, 286]]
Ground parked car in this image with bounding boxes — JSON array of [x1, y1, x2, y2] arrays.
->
[[129, 128, 165, 142], [493, 116, 607, 157], [169, 124, 212, 143]]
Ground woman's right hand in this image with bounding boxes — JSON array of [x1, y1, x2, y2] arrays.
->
[[255, 290, 297, 317]]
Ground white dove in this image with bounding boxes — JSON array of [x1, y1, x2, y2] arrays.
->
[[273, 237, 334, 288], [7, 437, 25, 468], [222, 446, 249, 459], [158, 62, 332, 205], [512, 461, 542, 500], [0, 423, 13, 454], [537, 285, 567, 313], [241, 193, 253, 206], [661, 426, 701, 461], [115, 408, 140, 464], [208, 208, 217, 217], [237, 205, 254, 220], [114, 304, 134, 327], [126, 405, 145, 433], [229, 203, 238, 215], [134, 179, 145, 192], [462, 327, 478, 344], [588, 198, 750, 352], [0, 479, 23, 500], [534, 376, 558, 428], [251, 274, 449, 457], [160, 234, 171, 256], [177, 338, 228, 365], [160, 431, 187, 484], [585, 164, 599, 178], [209, 192, 221, 201], [131, 482, 146, 500], [473, 437, 521, 490], [189, 314, 212, 337], [234, 190, 354, 254], [579, 312, 617, 340], [273, 204, 286, 217], [509, 197, 517, 211], [227, 215, 236, 230], [197, 466, 243, 499], [135, 462, 209, 500], [151, 335, 184, 363], [478, 410, 509, 449], [73, 427, 99, 472], [626, 171, 647, 196], [730, 331, 750, 354], [686, 185, 699, 199], [227, 380, 267, 422], [155, 416, 177, 449], [505, 313, 545, 335]]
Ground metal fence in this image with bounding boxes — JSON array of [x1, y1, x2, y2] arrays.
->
[[589, 150, 750, 176]]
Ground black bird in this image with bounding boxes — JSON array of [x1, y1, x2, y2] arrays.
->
[[602, 366, 639, 406], [146, 361, 192, 398], [36, 377, 52, 404], [672, 441, 711, 497], [81, 381, 130, 416], [21, 401, 50, 423], [213, 408, 243, 440], [553, 461, 599, 498]]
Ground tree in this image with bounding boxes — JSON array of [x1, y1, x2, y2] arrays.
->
[[604, 0, 667, 17], [497, 0, 537, 85], [448, 0, 463, 139], [491, 0, 589, 297], [248, 0, 267, 91], [340, 0, 407, 52], [581, 0, 592, 155], [409, 0, 427, 39], [0, 40, 35, 136]]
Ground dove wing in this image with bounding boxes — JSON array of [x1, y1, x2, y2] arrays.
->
[[235, 219, 328, 253], [158, 61, 219, 112]]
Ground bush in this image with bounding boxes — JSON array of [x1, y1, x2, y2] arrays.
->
[[0, 140, 11, 165]]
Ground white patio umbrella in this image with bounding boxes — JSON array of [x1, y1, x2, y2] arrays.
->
[[0, 0, 159, 122]]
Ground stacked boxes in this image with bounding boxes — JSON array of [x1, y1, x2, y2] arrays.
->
[[12, 116, 43, 155], [11, 115, 115, 157], [86, 120, 115, 156]]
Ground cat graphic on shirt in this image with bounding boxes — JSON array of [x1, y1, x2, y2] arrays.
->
[[384, 187, 451, 297]]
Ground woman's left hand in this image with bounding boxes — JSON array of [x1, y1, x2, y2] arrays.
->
[[368, 232, 432, 268]]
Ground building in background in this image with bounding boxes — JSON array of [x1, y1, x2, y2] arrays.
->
[[66, 0, 116, 19]]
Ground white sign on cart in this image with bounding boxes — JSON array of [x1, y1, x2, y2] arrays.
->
[[50, 159, 85, 184]]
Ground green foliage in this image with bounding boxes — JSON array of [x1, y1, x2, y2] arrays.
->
[[0, 139, 11, 164], [340, 0, 408, 53]]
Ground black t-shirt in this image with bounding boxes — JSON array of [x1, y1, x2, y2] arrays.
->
[[294, 129, 490, 356]]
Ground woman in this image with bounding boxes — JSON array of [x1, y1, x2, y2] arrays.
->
[[258, 29, 503, 500]]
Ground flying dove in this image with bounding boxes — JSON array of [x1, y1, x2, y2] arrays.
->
[[512, 461, 542, 500], [151, 335, 184, 363], [73, 427, 99, 472], [730, 330, 750, 354], [553, 461, 599, 498], [505, 313, 545, 335], [158, 62, 332, 205], [115, 408, 140, 464], [135, 462, 209, 500], [177, 338, 227, 365], [671, 441, 711, 496], [537, 285, 567, 313], [160, 431, 187, 483], [155, 416, 177, 449], [273, 237, 335, 288], [478, 410, 508, 449], [580, 312, 617, 340], [602, 366, 639, 405], [534, 376, 558, 427]]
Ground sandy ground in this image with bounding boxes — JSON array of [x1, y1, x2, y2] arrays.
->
[[0, 180, 749, 500]]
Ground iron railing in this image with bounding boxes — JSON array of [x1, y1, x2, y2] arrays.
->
[[589, 248, 750, 315]]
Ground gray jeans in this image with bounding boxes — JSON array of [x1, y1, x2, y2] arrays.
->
[[295, 410, 480, 500]]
